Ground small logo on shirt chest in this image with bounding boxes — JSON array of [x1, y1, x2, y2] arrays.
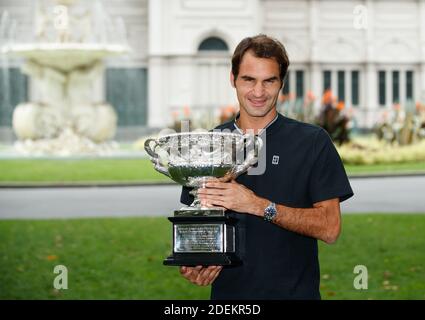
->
[[272, 155, 280, 165]]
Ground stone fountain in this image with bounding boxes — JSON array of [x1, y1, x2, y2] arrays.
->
[[0, 0, 130, 155]]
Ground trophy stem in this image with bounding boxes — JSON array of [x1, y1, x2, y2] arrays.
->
[[189, 187, 201, 207], [188, 176, 210, 208]]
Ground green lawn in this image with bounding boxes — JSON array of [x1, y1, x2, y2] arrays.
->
[[345, 161, 425, 176], [0, 159, 168, 185], [0, 159, 424, 185], [0, 214, 424, 300]]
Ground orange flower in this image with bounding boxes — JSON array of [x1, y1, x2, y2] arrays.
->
[[182, 105, 191, 118], [220, 105, 237, 118], [322, 89, 333, 105], [336, 101, 345, 111], [47, 255, 58, 261], [307, 90, 316, 101], [171, 110, 179, 119]]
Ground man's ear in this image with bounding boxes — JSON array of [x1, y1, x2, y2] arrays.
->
[[230, 72, 236, 88]]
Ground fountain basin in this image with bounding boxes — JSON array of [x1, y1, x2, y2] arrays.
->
[[2, 43, 130, 72]]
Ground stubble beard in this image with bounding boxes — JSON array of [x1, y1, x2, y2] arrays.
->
[[240, 94, 279, 118]]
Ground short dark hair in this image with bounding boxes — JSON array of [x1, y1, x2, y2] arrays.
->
[[231, 34, 290, 86]]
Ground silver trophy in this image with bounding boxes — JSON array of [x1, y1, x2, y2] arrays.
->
[[144, 131, 263, 266]]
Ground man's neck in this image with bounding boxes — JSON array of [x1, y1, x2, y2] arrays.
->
[[236, 109, 278, 134]]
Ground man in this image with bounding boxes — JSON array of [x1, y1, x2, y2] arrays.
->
[[179, 34, 354, 299]]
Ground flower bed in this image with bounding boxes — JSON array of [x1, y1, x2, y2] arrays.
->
[[336, 137, 425, 165]]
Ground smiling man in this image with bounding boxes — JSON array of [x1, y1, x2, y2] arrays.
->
[[179, 34, 354, 300]]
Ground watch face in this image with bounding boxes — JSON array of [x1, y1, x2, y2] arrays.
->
[[264, 202, 276, 221], [264, 208, 274, 222]]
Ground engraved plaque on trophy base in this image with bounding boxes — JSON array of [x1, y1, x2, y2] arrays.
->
[[163, 212, 242, 266]]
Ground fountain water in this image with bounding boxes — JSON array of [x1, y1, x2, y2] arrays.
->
[[0, 0, 130, 155]]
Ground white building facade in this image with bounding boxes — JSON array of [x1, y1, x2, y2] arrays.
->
[[1, 0, 425, 134]]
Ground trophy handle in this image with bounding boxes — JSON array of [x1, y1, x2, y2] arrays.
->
[[144, 138, 171, 177], [232, 134, 263, 177]]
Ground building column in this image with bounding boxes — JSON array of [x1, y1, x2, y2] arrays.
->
[[400, 68, 406, 107], [420, 64, 425, 102], [148, 0, 167, 127], [331, 70, 338, 99], [148, 57, 169, 127], [386, 69, 392, 108], [346, 69, 352, 109], [365, 63, 377, 127], [310, 64, 322, 111], [419, 0, 425, 102], [364, 0, 376, 127], [309, 0, 321, 110]]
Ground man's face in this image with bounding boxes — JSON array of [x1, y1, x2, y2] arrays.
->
[[231, 51, 282, 119]]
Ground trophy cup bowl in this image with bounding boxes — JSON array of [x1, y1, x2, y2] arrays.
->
[[144, 131, 263, 266]]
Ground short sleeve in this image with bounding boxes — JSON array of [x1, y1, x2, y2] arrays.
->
[[180, 186, 194, 206], [308, 128, 354, 204]]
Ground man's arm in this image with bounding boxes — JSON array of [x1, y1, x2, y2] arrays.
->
[[257, 197, 341, 244], [197, 180, 341, 244]]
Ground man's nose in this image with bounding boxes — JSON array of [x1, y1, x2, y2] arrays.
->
[[252, 82, 265, 97]]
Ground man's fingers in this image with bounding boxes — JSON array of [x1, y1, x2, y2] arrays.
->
[[205, 266, 222, 285], [209, 266, 223, 284], [203, 196, 226, 207], [181, 266, 223, 286], [180, 266, 205, 283], [180, 266, 195, 279], [198, 188, 229, 195], [180, 266, 191, 275], [198, 266, 221, 286], [185, 265, 201, 283], [205, 182, 229, 189], [195, 266, 213, 285]]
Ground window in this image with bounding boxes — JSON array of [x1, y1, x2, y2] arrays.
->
[[351, 71, 359, 106], [392, 71, 399, 103], [198, 37, 229, 51], [323, 71, 331, 92], [378, 71, 386, 106], [282, 71, 290, 95], [0, 68, 28, 126], [106, 68, 148, 126], [406, 71, 413, 101], [296, 70, 304, 99], [337, 71, 345, 102]]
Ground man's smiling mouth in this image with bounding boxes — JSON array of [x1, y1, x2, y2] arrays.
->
[[249, 98, 267, 107]]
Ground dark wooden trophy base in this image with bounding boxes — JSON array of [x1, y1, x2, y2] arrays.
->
[[163, 210, 242, 267]]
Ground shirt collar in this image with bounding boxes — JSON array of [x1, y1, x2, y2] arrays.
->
[[233, 112, 279, 135]]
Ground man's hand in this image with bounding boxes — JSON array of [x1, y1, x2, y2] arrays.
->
[[197, 180, 266, 215], [179, 266, 223, 286]]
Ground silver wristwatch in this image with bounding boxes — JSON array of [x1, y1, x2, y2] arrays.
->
[[264, 202, 277, 222]]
